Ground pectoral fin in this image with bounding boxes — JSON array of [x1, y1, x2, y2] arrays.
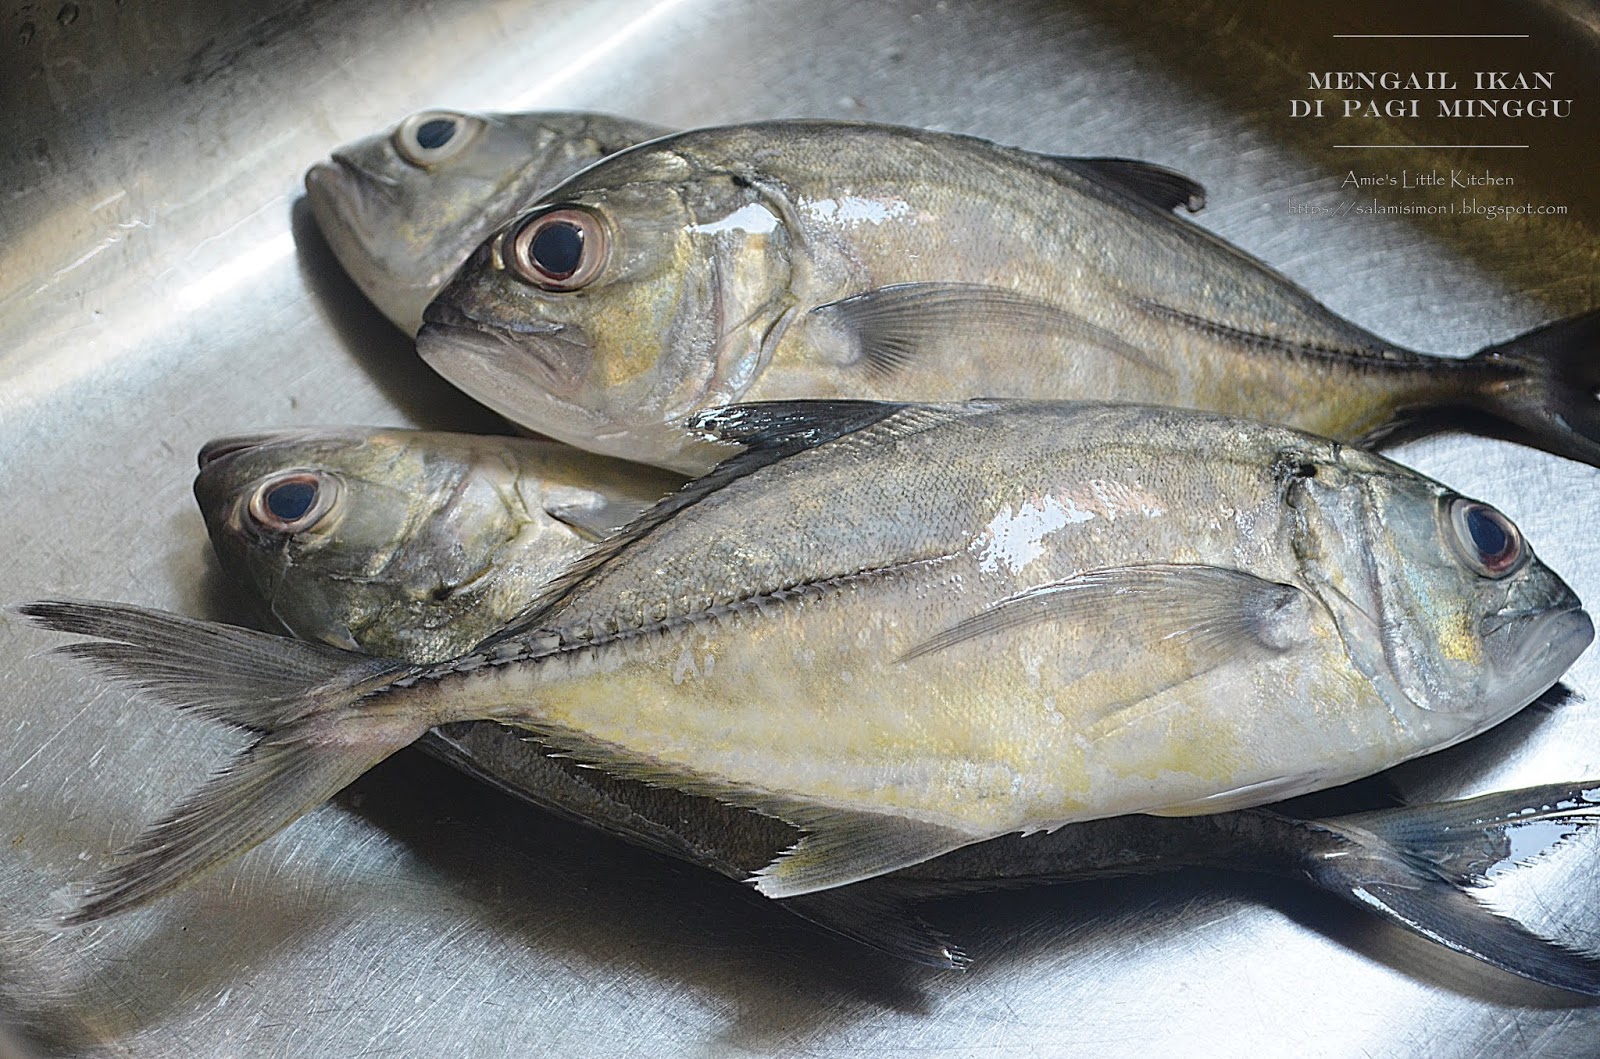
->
[[808, 282, 1168, 379], [901, 564, 1313, 667], [1041, 155, 1207, 213]]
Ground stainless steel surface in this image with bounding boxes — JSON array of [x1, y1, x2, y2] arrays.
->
[[2, 1, 1597, 1055]]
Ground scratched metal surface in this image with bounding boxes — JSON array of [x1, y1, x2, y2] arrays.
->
[[2, 0, 1599, 1055]]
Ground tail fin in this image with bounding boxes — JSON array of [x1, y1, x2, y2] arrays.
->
[[1467, 310, 1600, 468], [14, 600, 417, 925], [1306, 782, 1600, 996]]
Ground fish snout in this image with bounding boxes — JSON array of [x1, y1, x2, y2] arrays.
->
[[1482, 601, 1594, 708], [306, 153, 401, 210], [303, 160, 342, 199], [419, 301, 593, 403]]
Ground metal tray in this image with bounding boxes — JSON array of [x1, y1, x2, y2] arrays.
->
[[2, 0, 1597, 1055]]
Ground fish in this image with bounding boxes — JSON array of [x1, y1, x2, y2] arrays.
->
[[18, 401, 1592, 938], [305, 109, 671, 334], [417, 119, 1600, 473], [193, 427, 682, 661], [191, 423, 1600, 991]]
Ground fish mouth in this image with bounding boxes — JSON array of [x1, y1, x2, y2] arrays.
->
[[1484, 603, 1594, 708], [303, 156, 400, 252], [306, 153, 401, 204], [419, 303, 592, 398], [417, 313, 612, 449], [305, 155, 439, 332]]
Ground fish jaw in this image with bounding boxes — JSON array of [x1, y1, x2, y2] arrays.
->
[[1478, 602, 1593, 718], [305, 158, 437, 333], [415, 311, 617, 447]]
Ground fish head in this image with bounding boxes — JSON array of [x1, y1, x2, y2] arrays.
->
[[304, 110, 667, 334], [192, 428, 526, 655], [417, 145, 795, 471], [1286, 446, 1591, 731]]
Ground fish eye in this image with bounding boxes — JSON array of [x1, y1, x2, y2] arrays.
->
[[393, 111, 476, 167], [1446, 498, 1524, 578], [246, 471, 341, 535], [505, 205, 609, 292]]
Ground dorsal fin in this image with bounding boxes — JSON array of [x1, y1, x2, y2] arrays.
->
[[1040, 156, 1207, 213], [480, 400, 984, 640]]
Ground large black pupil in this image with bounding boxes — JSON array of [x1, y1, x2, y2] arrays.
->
[[416, 118, 457, 150], [266, 480, 317, 522], [530, 220, 584, 279], [1467, 507, 1510, 559]]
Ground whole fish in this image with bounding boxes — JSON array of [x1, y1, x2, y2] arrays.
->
[[187, 432, 1600, 990], [22, 401, 1592, 935], [419, 119, 1600, 473], [305, 110, 671, 333], [193, 427, 682, 660]]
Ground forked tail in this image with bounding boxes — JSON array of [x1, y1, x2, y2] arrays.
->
[[14, 600, 419, 925], [1303, 782, 1600, 996], [1467, 310, 1600, 467]]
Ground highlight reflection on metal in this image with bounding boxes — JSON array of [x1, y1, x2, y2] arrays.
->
[[1, 0, 1597, 1055]]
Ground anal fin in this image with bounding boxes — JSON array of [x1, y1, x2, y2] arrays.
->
[[752, 810, 977, 899], [471, 716, 982, 899]]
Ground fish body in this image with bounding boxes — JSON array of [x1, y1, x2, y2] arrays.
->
[[193, 427, 681, 660], [410, 401, 1584, 872], [306, 110, 670, 333], [31, 400, 1589, 924], [420, 120, 1600, 472]]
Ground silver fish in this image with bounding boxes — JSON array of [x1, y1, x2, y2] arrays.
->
[[305, 109, 670, 333], [187, 423, 1600, 990], [22, 402, 1591, 939], [193, 427, 682, 660], [418, 119, 1600, 473]]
